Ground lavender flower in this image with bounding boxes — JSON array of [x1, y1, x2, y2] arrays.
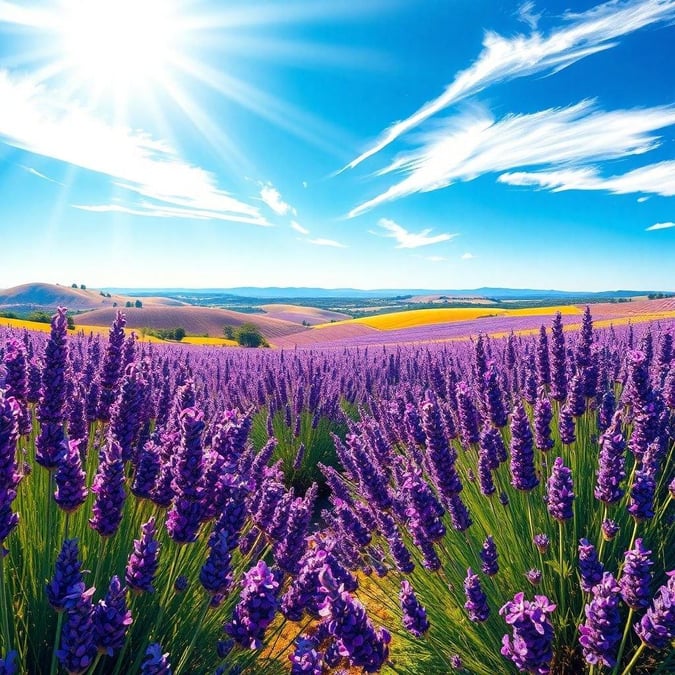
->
[[141, 643, 172, 675], [456, 382, 480, 445], [450, 654, 463, 670], [594, 412, 626, 504], [545, 457, 574, 522], [200, 529, 232, 596], [224, 560, 279, 649], [483, 364, 507, 428], [0, 650, 17, 675], [0, 392, 20, 550], [536, 326, 551, 387], [533, 534, 550, 554], [36, 308, 69, 468], [54, 438, 87, 513], [399, 580, 429, 637], [57, 583, 97, 675], [500, 592, 556, 675], [578, 539, 604, 594], [579, 572, 622, 668], [47, 539, 83, 611], [317, 567, 390, 673], [89, 439, 126, 537], [619, 538, 653, 610], [464, 569, 489, 622], [550, 312, 567, 402], [558, 404, 576, 445], [533, 395, 554, 451], [628, 469, 656, 521], [126, 517, 160, 593], [601, 519, 620, 541], [97, 311, 127, 421], [526, 569, 543, 586], [510, 402, 539, 491], [634, 571, 675, 650], [289, 635, 322, 675], [131, 438, 161, 500], [166, 408, 205, 543], [93, 575, 132, 657]]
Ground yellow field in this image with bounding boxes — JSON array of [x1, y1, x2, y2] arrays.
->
[[181, 336, 238, 346], [314, 305, 582, 331], [0, 317, 165, 342]]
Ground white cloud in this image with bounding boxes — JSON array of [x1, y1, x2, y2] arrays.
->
[[307, 237, 347, 248], [376, 217, 456, 248], [646, 221, 675, 231], [290, 220, 310, 235], [637, 196, 649, 202], [461, 252, 475, 259], [345, 0, 675, 170], [349, 101, 675, 216], [517, 2, 541, 30], [260, 182, 296, 216], [499, 160, 675, 197], [0, 70, 268, 225]]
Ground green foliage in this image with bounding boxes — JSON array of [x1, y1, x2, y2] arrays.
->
[[134, 300, 142, 308], [250, 407, 345, 494], [223, 325, 235, 340], [234, 323, 268, 348], [66, 316, 75, 330], [142, 327, 186, 341], [80, 284, 86, 290], [71, 283, 77, 288], [26, 311, 53, 324]]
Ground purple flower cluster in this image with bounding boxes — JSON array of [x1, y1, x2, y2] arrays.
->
[[464, 568, 490, 622], [224, 560, 279, 649], [579, 572, 622, 668], [500, 592, 556, 675], [619, 538, 653, 610], [126, 517, 161, 593], [141, 643, 172, 675], [93, 575, 132, 657], [510, 402, 539, 491], [317, 567, 390, 673], [634, 570, 675, 650], [545, 457, 574, 522], [57, 583, 97, 675], [594, 412, 626, 504], [578, 538, 605, 593], [480, 535, 499, 576], [0, 391, 20, 550], [399, 580, 429, 637]]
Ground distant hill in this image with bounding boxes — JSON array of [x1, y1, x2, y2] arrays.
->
[[0, 283, 186, 313], [102, 286, 668, 301], [76, 306, 306, 339]]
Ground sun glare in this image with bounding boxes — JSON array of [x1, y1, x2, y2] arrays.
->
[[58, 0, 180, 92]]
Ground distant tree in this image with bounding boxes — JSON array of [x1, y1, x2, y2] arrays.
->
[[134, 299, 143, 308], [71, 283, 78, 288], [113, 302, 117, 307], [125, 301, 132, 308], [235, 323, 267, 348], [67, 316, 75, 330], [223, 325, 235, 340], [173, 327, 186, 341], [80, 284, 86, 290]]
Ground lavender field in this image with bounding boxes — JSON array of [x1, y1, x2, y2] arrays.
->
[[0, 307, 673, 674]]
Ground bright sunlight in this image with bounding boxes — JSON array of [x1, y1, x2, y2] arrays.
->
[[58, 0, 181, 92]]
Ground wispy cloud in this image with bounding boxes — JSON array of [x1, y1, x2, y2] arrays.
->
[[260, 182, 296, 216], [646, 221, 675, 231], [290, 220, 310, 235], [461, 252, 475, 259], [0, 70, 268, 225], [517, 2, 541, 30], [349, 101, 675, 216], [307, 237, 347, 248], [345, 0, 675, 170], [20, 164, 63, 186], [376, 217, 456, 248], [499, 161, 675, 197]]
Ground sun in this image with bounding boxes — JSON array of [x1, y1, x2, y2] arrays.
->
[[57, 0, 181, 97]]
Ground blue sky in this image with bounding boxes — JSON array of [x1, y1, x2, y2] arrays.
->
[[0, 0, 674, 291]]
